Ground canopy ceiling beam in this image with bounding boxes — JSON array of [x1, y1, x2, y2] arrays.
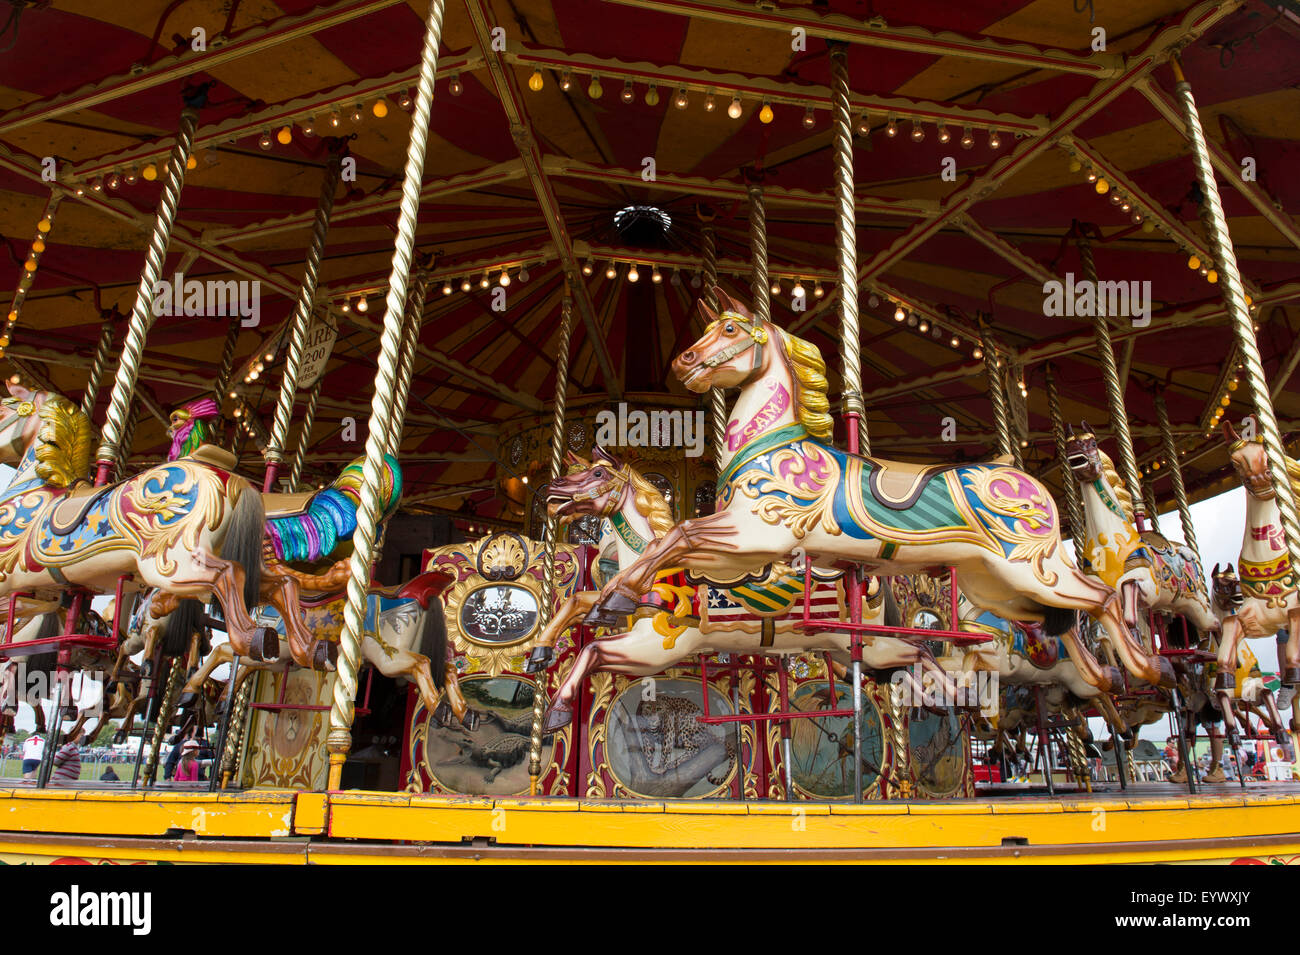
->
[[599, 0, 1123, 78], [860, 277, 1300, 403], [464, 0, 621, 398], [956, 215, 1056, 287], [67, 54, 483, 183], [1138, 78, 1300, 254], [508, 46, 1047, 133], [785, 0, 1242, 338], [0, 0, 410, 137]]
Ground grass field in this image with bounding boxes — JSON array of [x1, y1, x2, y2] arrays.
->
[[0, 755, 139, 782]]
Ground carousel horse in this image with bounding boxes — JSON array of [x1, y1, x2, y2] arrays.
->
[[1215, 421, 1300, 743], [581, 289, 1167, 696], [0, 382, 334, 670], [180, 569, 479, 730], [529, 447, 957, 733], [1064, 425, 1218, 640]]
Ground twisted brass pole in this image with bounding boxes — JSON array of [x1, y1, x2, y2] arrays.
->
[[95, 107, 199, 485], [1046, 364, 1086, 552], [327, 0, 447, 791], [80, 319, 116, 421], [747, 184, 770, 326], [220, 678, 253, 789], [114, 402, 141, 481], [1172, 57, 1300, 589], [264, 153, 342, 491], [702, 226, 726, 472], [142, 657, 183, 785], [385, 264, 431, 458], [528, 291, 575, 794], [829, 43, 868, 455], [288, 377, 322, 493], [1077, 230, 1145, 524], [1154, 393, 1199, 556], [212, 315, 242, 405], [980, 321, 1014, 460], [1144, 485, 1162, 533]]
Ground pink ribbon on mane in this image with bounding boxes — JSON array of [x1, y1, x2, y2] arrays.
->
[[168, 397, 219, 461]]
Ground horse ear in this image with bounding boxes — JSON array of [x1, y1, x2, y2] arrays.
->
[[5, 377, 33, 402], [1222, 419, 1240, 443], [1081, 419, 1093, 435], [697, 296, 719, 327], [1066, 423, 1074, 437], [1212, 563, 1220, 576], [714, 286, 750, 319], [593, 445, 623, 468], [563, 450, 581, 467]]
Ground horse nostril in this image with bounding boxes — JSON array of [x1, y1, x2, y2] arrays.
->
[[680, 350, 695, 364]]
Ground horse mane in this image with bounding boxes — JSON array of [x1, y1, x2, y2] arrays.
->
[[777, 327, 834, 442], [1095, 447, 1135, 524], [34, 394, 93, 488], [626, 465, 674, 537]]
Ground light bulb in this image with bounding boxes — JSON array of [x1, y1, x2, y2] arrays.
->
[[518, 266, 529, 283], [886, 116, 898, 137], [910, 120, 924, 142], [186, 154, 197, 170], [398, 90, 412, 109], [560, 71, 572, 91], [372, 99, 388, 118], [671, 270, 682, 287], [276, 126, 292, 145], [329, 111, 341, 128], [91, 178, 103, 191], [582, 259, 594, 276], [950, 335, 960, 347], [461, 278, 472, 292], [588, 76, 603, 98], [350, 104, 364, 123], [341, 301, 351, 313], [528, 69, 544, 92], [1109, 192, 1121, 205], [855, 113, 871, 135], [645, 84, 660, 107], [651, 266, 662, 283], [937, 123, 950, 144], [1120, 201, 1131, 212], [907, 314, 918, 327], [479, 272, 490, 289], [989, 129, 1001, 149], [813, 283, 824, 298], [802, 107, 815, 129], [1068, 158, 1082, 172], [442, 281, 453, 295], [704, 92, 716, 112], [758, 102, 773, 124], [690, 272, 701, 288], [770, 278, 781, 294], [628, 264, 640, 282], [125, 167, 139, 185], [1187, 255, 1201, 270], [355, 297, 368, 312], [792, 280, 805, 298], [449, 74, 463, 96], [1207, 269, 1219, 283], [1132, 211, 1143, 224], [499, 269, 510, 286], [106, 172, 121, 189], [605, 261, 617, 279], [302, 117, 315, 135], [960, 127, 974, 149], [674, 88, 689, 109], [727, 96, 743, 119], [918, 319, 929, 333], [973, 346, 983, 359], [621, 80, 634, 103], [894, 306, 906, 322], [1095, 178, 1110, 194]]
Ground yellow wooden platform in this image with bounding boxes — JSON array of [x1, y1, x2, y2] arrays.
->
[[0, 785, 1297, 864]]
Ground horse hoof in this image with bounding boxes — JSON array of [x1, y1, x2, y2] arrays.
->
[[178, 691, 198, 709], [542, 701, 572, 733], [1156, 656, 1177, 689], [113, 730, 127, 745], [312, 640, 337, 671], [1101, 666, 1124, 693], [248, 627, 279, 662], [525, 646, 553, 674], [462, 709, 481, 732], [1284, 667, 1300, 686], [583, 591, 637, 627], [432, 701, 453, 728], [1215, 671, 1236, 691]]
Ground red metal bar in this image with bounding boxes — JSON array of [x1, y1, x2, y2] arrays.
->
[[2, 592, 31, 646], [699, 708, 857, 725], [794, 620, 989, 642]]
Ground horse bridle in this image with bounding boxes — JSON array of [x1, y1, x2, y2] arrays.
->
[[703, 310, 768, 372], [1228, 438, 1275, 497], [568, 464, 631, 518]]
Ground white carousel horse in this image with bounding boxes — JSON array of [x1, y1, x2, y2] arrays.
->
[[181, 569, 480, 730], [0, 381, 330, 669], [529, 447, 955, 732], [1064, 425, 1218, 639], [581, 288, 1171, 696], [1215, 421, 1300, 746]]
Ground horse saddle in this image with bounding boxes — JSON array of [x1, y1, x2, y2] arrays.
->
[[47, 484, 114, 536], [862, 456, 972, 511], [263, 489, 318, 519], [183, 443, 238, 472]]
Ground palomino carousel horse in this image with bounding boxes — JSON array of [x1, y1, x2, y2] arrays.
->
[[1216, 421, 1300, 747], [529, 447, 957, 732], [180, 569, 480, 730], [580, 289, 1169, 696], [1064, 425, 1217, 641], [0, 382, 333, 670]]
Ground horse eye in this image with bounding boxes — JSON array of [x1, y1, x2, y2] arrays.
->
[[593, 468, 603, 477]]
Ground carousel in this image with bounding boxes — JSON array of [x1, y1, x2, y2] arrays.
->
[[0, 0, 1298, 864]]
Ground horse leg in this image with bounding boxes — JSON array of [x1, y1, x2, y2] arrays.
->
[[260, 565, 334, 671], [1215, 616, 1245, 744], [179, 643, 235, 707], [1284, 606, 1300, 685], [163, 553, 278, 662], [526, 591, 599, 673], [587, 511, 744, 624]]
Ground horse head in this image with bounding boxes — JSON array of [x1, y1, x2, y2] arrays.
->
[[1064, 422, 1102, 482], [0, 377, 49, 465], [1223, 419, 1273, 498], [673, 286, 773, 393], [1211, 563, 1243, 613], [545, 445, 629, 524]]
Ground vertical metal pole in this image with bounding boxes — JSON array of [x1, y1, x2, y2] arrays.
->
[[80, 319, 117, 420], [528, 291, 575, 794], [208, 655, 240, 792], [701, 226, 726, 472], [326, 0, 447, 791], [212, 315, 242, 405], [980, 320, 1014, 461], [264, 153, 342, 491], [384, 262, 432, 459], [1154, 393, 1199, 557], [95, 106, 199, 486], [747, 184, 771, 327], [1032, 685, 1055, 795], [143, 657, 183, 785], [1046, 364, 1086, 552], [1077, 230, 1146, 525], [287, 377, 322, 493], [114, 402, 141, 480]]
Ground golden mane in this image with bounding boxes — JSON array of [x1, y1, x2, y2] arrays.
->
[[779, 328, 834, 443], [1095, 447, 1134, 524], [626, 465, 674, 538], [34, 395, 93, 489]]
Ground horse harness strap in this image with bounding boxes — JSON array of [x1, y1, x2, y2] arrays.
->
[[571, 467, 630, 517], [705, 311, 768, 371], [610, 511, 649, 555]]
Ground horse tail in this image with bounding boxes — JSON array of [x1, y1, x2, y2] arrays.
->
[[1040, 605, 1076, 637], [221, 482, 264, 612], [881, 582, 902, 628], [418, 604, 448, 690], [161, 599, 203, 657], [26, 613, 61, 675], [265, 454, 402, 563]]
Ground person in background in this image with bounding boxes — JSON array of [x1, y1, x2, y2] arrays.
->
[[173, 739, 204, 782], [21, 731, 44, 780], [99, 765, 120, 782], [50, 729, 82, 786]]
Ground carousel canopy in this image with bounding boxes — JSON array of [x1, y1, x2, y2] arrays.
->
[[2, 0, 1298, 524]]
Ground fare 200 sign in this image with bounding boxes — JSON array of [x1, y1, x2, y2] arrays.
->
[[299, 318, 338, 388]]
